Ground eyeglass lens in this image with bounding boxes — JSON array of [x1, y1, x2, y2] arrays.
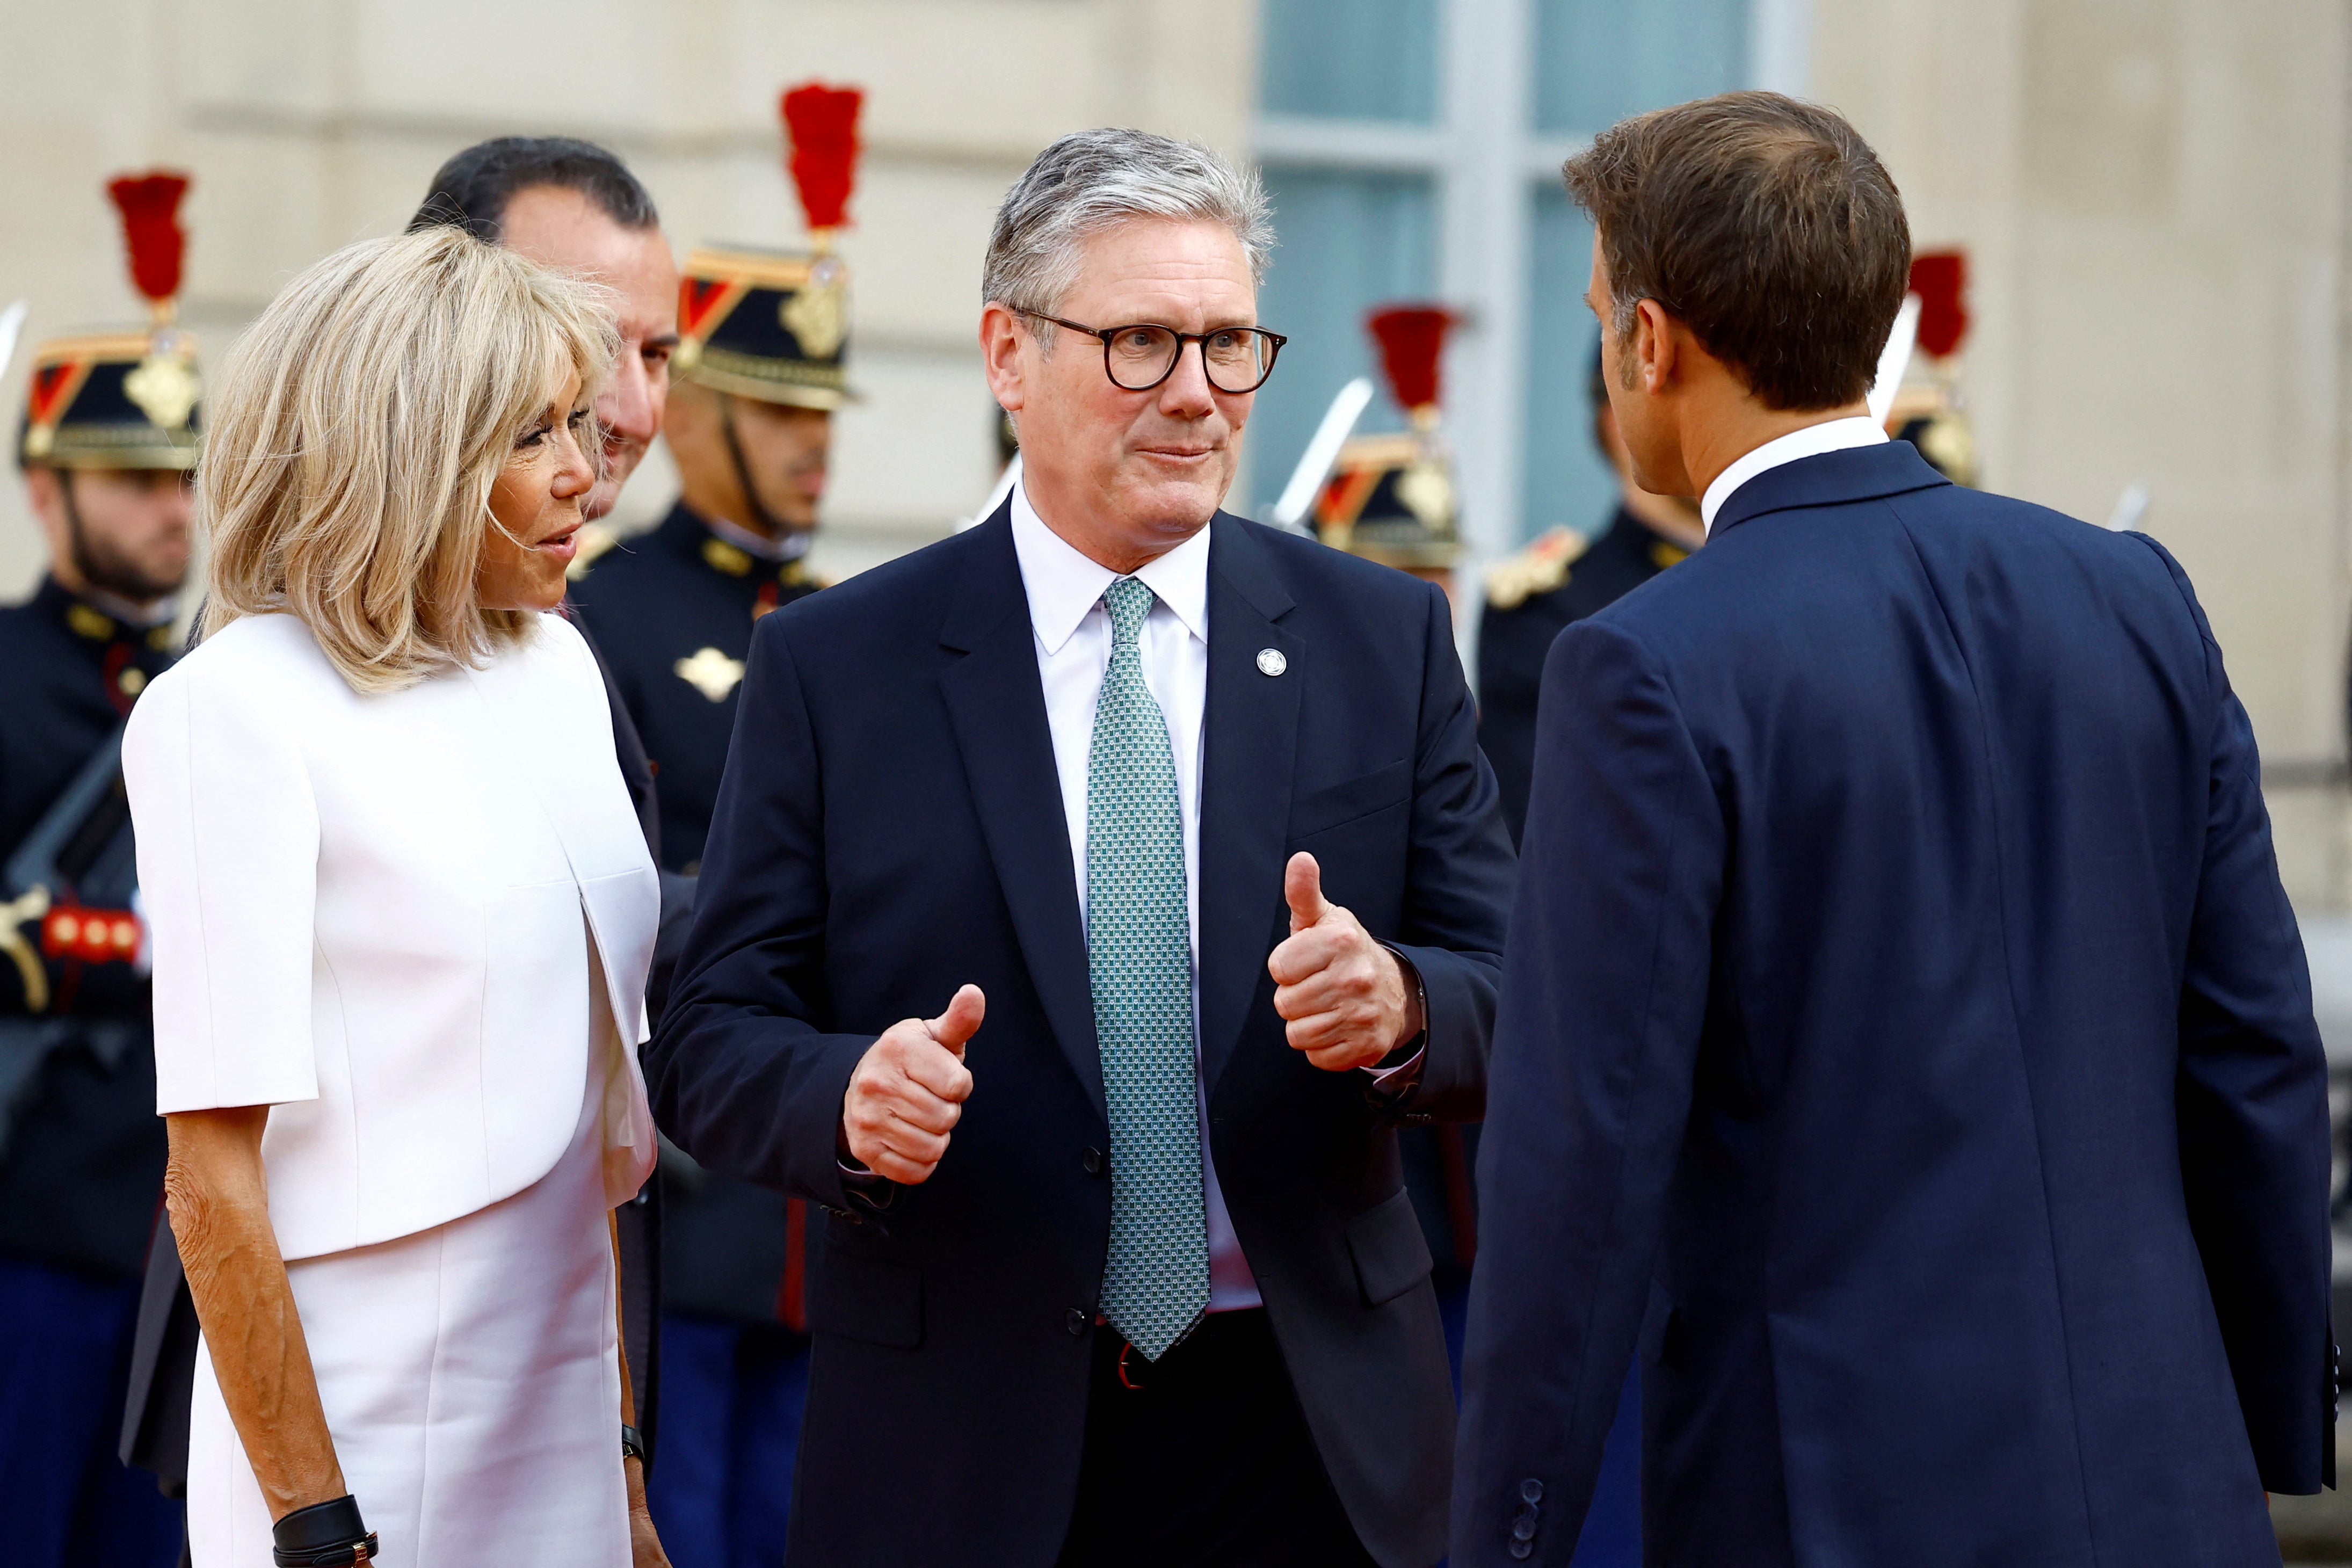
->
[[1104, 326, 1277, 394]]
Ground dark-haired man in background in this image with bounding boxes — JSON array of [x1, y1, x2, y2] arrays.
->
[[1458, 91, 2333, 1566], [411, 136, 680, 528]]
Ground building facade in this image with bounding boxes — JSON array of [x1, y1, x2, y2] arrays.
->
[[5, 0, 2349, 901]]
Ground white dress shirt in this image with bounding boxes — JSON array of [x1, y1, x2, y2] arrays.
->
[[1010, 483, 1262, 1312], [1700, 415, 1889, 535]]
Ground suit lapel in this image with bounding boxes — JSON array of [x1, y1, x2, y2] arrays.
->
[[937, 508, 1106, 1117], [1197, 514, 1300, 1094]]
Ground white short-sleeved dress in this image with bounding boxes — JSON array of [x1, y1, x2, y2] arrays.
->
[[122, 612, 661, 1568]]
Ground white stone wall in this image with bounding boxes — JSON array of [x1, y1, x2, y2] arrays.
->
[[1812, 0, 2352, 905], [0, 0, 1256, 590]]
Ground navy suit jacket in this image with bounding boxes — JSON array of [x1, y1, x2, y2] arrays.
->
[[649, 505, 1515, 1568], [1455, 444, 2333, 1567]]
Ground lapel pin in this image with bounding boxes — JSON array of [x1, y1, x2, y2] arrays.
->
[[1256, 648, 1287, 678]]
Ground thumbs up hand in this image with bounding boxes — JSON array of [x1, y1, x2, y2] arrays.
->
[[1267, 853, 1424, 1072], [840, 984, 984, 1184]]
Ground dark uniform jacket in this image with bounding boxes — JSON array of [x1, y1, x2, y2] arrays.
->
[[570, 502, 822, 874], [570, 500, 823, 1329], [1457, 444, 2333, 1566], [650, 506, 1516, 1568], [0, 576, 176, 1280], [1477, 505, 1690, 847]]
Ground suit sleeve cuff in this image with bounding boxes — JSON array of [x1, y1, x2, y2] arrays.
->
[[1361, 943, 1431, 1108]]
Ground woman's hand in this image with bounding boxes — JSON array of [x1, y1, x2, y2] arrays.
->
[[625, 1455, 671, 1567]]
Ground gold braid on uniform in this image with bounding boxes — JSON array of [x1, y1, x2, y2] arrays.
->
[[1484, 526, 1591, 610]]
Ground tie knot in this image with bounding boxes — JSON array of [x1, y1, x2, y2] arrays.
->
[[1104, 577, 1155, 644]]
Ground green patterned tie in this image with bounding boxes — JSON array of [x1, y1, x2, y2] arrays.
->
[[1088, 575, 1211, 1361]]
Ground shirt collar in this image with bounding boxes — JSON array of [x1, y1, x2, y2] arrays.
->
[[1010, 481, 1211, 656], [1699, 416, 1889, 535]]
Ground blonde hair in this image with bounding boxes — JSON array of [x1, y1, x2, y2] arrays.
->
[[199, 225, 619, 692]]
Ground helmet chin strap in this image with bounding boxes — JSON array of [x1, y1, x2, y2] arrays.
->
[[718, 395, 793, 540]]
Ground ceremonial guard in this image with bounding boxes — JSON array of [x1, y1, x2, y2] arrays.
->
[[0, 172, 199, 1567], [1884, 249, 1979, 487], [568, 82, 862, 1557], [1312, 303, 1465, 602], [1478, 348, 1707, 847]]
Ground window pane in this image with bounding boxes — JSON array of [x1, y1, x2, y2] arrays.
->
[[1250, 168, 1438, 514], [1534, 0, 1748, 133], [1521, 186, 1617, 547], [1261, 0, 1440, 124]]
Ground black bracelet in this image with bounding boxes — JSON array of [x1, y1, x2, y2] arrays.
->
[[622, 1423, 647, 1462], [272, 1494, 378, 1567]]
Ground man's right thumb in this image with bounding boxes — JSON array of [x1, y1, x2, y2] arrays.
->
[[927, 984, 987, 1057]]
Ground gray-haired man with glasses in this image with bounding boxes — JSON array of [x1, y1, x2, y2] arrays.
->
[[649, 127, 1513, 1568]]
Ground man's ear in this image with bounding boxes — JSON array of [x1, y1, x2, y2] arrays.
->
[[1632, 297, 1679, 395], [979, 302, 1027, 414]]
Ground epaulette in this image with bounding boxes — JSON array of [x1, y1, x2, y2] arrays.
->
[[566, 523, 621, 582], [1484, 526, 1588, 610]]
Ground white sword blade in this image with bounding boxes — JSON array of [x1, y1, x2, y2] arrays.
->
[[1867, 293, 1921, 430], [1271, 376, 1375, 533], [0, 302, 27, 386]]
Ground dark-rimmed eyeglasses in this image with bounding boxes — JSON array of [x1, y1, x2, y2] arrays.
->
[[1022, 312, 1287, 395]]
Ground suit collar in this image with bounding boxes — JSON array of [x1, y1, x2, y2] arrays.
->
[[1707, 441, 1951, 539]]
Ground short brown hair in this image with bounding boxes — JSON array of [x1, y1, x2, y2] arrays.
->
[[1563, 91, 1910, 411]]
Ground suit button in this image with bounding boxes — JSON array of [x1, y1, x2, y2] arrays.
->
[[1065, 1308, 1088, 1337], [1508, 1541, 1534, 1560], [1081, 1146, 1106, 1176], [1513, 1516, 1538, 1541], [1520, 1478, 1543, 1504]]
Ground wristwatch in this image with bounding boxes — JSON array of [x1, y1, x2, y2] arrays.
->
[[622, 1424, 647, 1463]]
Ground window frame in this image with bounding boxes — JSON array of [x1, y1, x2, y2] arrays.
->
[[1252, 0, 1814, 642]]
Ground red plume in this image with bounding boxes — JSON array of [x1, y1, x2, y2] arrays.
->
[[781, 83, 864, 234], [1366, 304, 1455, 415], [107, 171, 192, 309], [1910, 250, 1968, 359]]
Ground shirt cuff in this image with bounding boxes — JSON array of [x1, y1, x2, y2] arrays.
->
[[835, 1154, 895, 1210]]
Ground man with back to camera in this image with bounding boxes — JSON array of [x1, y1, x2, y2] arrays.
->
[[1456, 91, 2334, 1566], [648, 128, 1517, 1568]]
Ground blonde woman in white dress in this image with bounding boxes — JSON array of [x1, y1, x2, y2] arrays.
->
[[124, 225, 671, 1567]]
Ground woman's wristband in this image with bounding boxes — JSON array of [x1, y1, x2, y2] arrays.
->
[[272, 1495, 378, 1566]]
